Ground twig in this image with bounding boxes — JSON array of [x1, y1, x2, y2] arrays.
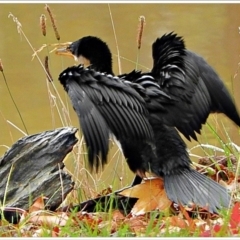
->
[[6, 120, 28, 136], [108, 4, 122, 75], [58, 163, 64, 211], [0, 59, 28, 135], [8, 12, 69, 126], [2, 164, 14, 207]]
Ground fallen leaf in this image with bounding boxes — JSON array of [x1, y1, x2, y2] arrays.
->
[[52, 226, 60, 237], [166, 216, 188, 229], [96, 186, 113, 197], [112, 210, 125, 221], [200, 229, 212, 237], [119, 178, 172, 215], [229, 202, 240, 234], [123, 215, 148, 233], [178, 204, 196, 231], [29, 196, 48, 213], [28, 212, 70, 227], [213, 223, 221, 233], [74, 212, 102, 230]]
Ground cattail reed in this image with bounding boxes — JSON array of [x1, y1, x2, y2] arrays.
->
[[40, 14, 47, 36], [44, 56, 53, 82], [45, 4, 60, 41], [0, 59, 3, 72], [137, 15, 146, 50]]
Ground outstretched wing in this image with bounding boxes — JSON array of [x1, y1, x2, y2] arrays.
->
[[151, 32, 229, 141], [59, 65, 154, 171], [64, 80, 110, 171], [190, 50, 240, 127]]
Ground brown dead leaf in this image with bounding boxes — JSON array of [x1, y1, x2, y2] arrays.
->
[[74, 212, 103, 230], [112, 210, 125, 222], [29, 196, 48, 213], [28, 212, 70, 227], [178, 204, 196, 231], [96, 186, 113, 197], [123, 215, 148, 233], [165, 216, 188, 229], [119, 178, 172, 215], [198, 155, 237, 168]]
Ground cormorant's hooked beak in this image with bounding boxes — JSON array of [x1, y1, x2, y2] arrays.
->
[[55, 45, 77, 60], [56, 44, 91, 66]]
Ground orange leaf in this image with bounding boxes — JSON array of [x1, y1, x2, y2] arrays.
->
[[166, 216, 188, 229], [76, 212, 103, 230], [96, 186, 113, 197], [29, 196, 48, 213], [178, 204, 196, 231], [112, 210, 125, 221], [119, 178, 172, 215]]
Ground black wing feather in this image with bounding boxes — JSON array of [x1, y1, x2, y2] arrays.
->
[[151, 32, 240, 141], [65, 81, 109, 170], [189, 50, 240, 126], [59, 65, 155, 171]]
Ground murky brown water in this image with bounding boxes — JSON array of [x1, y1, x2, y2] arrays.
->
[[1, 3, 240, 194]]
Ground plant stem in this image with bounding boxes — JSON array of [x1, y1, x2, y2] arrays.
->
[[1, 71, 28, 135]]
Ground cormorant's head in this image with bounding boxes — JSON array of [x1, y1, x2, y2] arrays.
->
[[66, 36, 114, 75]]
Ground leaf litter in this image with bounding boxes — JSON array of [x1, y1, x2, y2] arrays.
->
[[1, 154, 240, 237]]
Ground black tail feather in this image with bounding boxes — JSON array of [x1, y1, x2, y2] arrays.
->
[[164, 169, 230, 213]]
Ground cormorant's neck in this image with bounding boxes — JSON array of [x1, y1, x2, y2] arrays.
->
[[72, 36, 115, 75], [89, 57, 114, 75]]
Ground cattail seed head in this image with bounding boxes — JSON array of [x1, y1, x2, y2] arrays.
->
[[137, 15, 146, 50], [0, 59, 3, 72], [44, 56, 53, 82], [40, 14, 47, 36], [45, 4, 60, 41]]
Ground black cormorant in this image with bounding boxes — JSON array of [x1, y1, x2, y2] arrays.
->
[[58, 32, 240, 213]]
